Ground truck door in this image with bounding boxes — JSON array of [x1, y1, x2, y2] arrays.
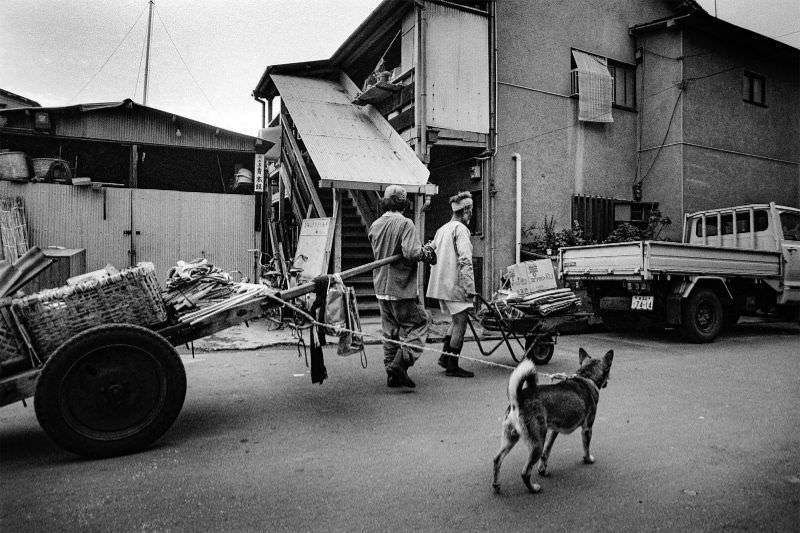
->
[[779, 211, 800, 295]]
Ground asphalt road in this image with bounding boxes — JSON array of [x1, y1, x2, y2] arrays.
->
[[1, 323, 799, 532]]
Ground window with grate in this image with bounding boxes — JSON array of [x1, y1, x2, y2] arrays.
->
[[743, 71, 766, 106]]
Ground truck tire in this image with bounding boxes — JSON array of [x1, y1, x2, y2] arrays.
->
[[680, 288, 723, 343], [34, 324, 186, 458], [525, 335, 555, 365]]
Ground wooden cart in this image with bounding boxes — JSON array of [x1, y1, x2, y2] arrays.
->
[[0, 255, 397, 459]]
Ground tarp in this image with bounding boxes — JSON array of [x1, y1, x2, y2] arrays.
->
[[572, 50, 614, 123], [270, 73, 430, 192]]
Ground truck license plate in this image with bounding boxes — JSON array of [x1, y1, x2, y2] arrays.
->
[[631, 295, 654, 311]]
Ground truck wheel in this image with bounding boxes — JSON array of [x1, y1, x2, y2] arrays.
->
[[525, 335, 555, 365], [680, 289, 723, 343], [34, 324, 186, 458]]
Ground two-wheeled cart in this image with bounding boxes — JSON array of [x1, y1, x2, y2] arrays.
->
[[467, 293, 587, 365], [0, 255, 398, 459]]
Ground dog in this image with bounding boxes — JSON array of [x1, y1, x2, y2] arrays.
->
[[492, 348, 614, 493]]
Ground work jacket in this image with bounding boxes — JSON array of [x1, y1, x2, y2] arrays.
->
[[367, 211, 424, 299], [426, 220, 475, 302]]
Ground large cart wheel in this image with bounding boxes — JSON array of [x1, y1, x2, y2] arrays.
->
[[34, 324, 186, 458], [680, 288, 723, 343], [525, 335, 555, 365]]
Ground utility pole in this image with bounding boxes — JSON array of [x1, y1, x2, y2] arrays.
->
[[143, 0, 154, 105]]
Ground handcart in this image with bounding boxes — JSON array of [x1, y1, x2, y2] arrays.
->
[[467, 293, 588, 365], [0, 254, 398, 459]]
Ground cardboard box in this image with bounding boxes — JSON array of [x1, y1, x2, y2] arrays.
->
[[506, 260, 557, 296]]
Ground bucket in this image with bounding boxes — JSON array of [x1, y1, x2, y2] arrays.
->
[[0, 152, 30, 181]]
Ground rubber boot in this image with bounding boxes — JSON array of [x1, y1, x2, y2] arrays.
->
[[445, 345, 474, 378], [438, 335, 452, 369], [388, 349, 416, 388]]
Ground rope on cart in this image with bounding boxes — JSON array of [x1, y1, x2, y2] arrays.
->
[[261, 292, 520, 372]]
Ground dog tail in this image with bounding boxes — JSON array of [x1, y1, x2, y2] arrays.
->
[[508, 358, 537, 410]]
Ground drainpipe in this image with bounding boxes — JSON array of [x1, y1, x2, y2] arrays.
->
[[253, 92, 266, 128], [415, 1, 428, 164], [487, 0, 498, 288], [513, 153, 522, 264]]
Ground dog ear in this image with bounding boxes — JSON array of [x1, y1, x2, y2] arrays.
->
[[578, 347, 590, 364], [603, 350, 614, 365]]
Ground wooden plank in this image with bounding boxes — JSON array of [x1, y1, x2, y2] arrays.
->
[[332, 190, 342, 273], [0, 368, 39, 407], [281, 121, 326, 217]]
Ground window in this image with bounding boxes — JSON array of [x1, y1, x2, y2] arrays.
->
[[570, 51, 636, 111], [608, 62, 636, 110], [743, 71, 766, 106], [695, 209, 769, 237], [780, 212, 800, 241]]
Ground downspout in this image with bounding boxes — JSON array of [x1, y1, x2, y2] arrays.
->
[[513, 153, 522, 264], [487, 0, 498, 288], [253, 92, 266, 128], [415, 0, 428, 164]]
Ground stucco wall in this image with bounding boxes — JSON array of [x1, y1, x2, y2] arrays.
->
[[635, 30, 686, 240], [681, 24, 800, 211], [491, 0, 673, 273]]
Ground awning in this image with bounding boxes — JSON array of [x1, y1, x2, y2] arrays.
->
[[572, 50, 614, 123], [270, 73, 431, 193]]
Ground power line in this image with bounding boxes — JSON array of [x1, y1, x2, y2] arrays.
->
[[68, 4, 148, 103], [637, 88, 683, 186], [154, 5, 218, 117], [774, 29, 800, 39]]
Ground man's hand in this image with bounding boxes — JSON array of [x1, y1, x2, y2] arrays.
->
[[419, 243, 437, 265]]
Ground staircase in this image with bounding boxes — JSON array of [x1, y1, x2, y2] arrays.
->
[[317, 189, 379, 315]]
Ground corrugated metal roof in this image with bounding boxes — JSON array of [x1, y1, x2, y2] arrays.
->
[[0, 99, 255, 152], [271, 74, 429, 191]]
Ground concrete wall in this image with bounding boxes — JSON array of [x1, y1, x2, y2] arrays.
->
[[681, 25, 800, 212], [635, 30, 686, 241], [491, 0, 673, 276]]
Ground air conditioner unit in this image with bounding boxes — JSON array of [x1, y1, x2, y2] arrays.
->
[[570, 69, 579, 96]]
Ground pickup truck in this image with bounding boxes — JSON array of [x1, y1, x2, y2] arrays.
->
[[559, 203, 800, 342]]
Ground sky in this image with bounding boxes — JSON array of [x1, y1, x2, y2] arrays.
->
[[1, 0, 798, 137]]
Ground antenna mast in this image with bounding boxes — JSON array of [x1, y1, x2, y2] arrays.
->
[[143, 0, 154, 105]]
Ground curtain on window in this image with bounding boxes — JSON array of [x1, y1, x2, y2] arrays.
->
[[572, 50, 613, 123]]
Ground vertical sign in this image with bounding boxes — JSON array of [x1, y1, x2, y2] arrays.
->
[[254, 153, 265, 192]]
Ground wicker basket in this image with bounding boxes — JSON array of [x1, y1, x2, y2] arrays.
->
[[12, 262, 168, 358], [0, 300, 29, 372]]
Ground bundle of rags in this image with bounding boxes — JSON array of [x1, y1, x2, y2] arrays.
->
[[162, 259, 237, 313], [495, 287, 581, 317]]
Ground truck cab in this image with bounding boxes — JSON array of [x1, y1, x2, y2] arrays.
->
[[685, 204, 800, 303]]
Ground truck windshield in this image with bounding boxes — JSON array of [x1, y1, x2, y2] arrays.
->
[[781, 212, 800, 241]]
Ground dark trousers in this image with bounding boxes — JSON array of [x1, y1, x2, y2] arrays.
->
[[378, 299, 429, 369]]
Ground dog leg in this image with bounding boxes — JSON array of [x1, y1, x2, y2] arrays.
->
[[538, 430, 558, 477], [582, 425, 595, 464], [521, 442, 543, 493], [492, 418, 519, 493]]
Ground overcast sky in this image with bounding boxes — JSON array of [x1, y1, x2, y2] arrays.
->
[[1, 0, 798, 137]]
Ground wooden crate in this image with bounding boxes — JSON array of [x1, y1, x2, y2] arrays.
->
[[23, 248, 86, 294]]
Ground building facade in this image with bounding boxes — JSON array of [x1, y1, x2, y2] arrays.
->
[[256, 0, 799, 295]]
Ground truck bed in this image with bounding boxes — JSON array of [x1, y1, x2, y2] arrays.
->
[[560, 241, 782, 280]]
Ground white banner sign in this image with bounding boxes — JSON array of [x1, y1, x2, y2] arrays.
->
[[254, 154, 265, 192]]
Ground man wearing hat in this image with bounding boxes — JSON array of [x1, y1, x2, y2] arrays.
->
[[426, 191, 476, 378], [368, 185, 436, 388]]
